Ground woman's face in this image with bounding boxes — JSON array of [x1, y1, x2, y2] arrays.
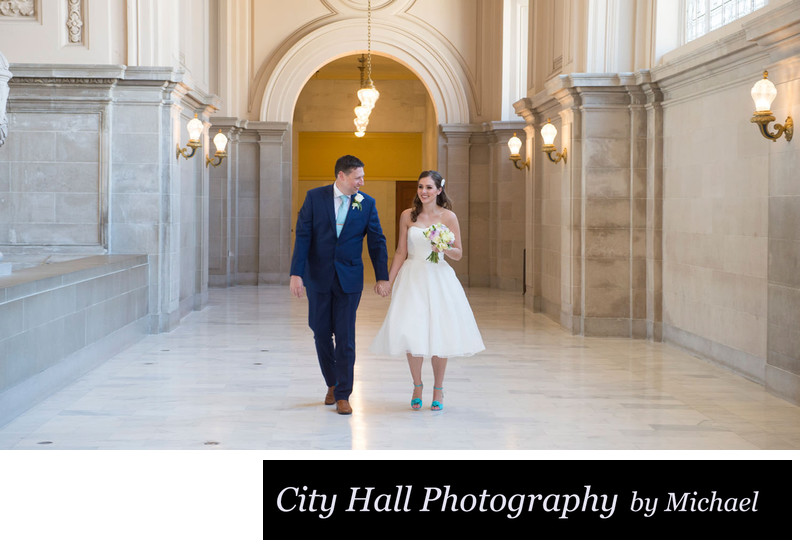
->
[[417, 176, 441, 204]]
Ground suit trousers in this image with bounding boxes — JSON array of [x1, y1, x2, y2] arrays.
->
[[308, 273, 362, 401]]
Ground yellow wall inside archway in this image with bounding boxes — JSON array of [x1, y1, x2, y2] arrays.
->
[[293, 131, 423, 286]]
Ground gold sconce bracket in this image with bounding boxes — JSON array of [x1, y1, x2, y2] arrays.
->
[[542, 144, 567, 164], [509, 154, 530, 170], [751, 112, 793, 142], [206, 151, 227, 168], [176, 140, 201, 160], [750, 71, 793, 143]]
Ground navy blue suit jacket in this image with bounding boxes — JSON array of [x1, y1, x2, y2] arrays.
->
[[290, 184, 389, 294]]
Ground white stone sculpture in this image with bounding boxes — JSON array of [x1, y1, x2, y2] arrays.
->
[[0, 50, 10, 148]]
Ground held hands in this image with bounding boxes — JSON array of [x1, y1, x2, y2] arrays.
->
[[374, 280, 391, 297], [294, 276, 389, 297]]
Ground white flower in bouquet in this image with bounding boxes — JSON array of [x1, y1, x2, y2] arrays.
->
[[351, 192, 364, 211], [422, 223, 455, 263]]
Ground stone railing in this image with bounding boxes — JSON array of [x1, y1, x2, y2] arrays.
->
[[0, 255, 149, 426]]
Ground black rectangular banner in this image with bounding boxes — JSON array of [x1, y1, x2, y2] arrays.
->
[[263, 459, 792, 540]]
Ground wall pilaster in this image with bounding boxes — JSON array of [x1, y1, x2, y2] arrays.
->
[[208, 117, 244, 288], [439, 124, 478, 285], [517, 74, 663, 339], [485, 122, 527, 292], [253, 122, 291, 285]]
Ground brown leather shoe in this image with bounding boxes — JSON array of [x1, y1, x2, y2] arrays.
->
[[324, 386, 335, 405], [336, 400, 352, 415]]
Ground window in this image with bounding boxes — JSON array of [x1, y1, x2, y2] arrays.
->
[[685, 0, 769, 42], [501, 0, 529, 121]]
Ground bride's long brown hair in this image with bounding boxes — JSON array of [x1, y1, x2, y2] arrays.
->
[[410, 170, 453, 222]]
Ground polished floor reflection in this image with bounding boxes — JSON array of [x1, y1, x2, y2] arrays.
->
[[1, 286, 800, 450]]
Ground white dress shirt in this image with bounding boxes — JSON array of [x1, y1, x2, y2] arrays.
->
[[333, 185, 350, 214]]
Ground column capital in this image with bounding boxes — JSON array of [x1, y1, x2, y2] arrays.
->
[[440, 123, 482, 137], [247, 121, 290, 143]]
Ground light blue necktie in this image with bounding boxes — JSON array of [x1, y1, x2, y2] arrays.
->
[[336, 194, 349, 237]]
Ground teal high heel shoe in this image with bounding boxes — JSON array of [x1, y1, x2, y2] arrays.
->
[[411, 383, 423, 410], [431, 386, 444, 411]]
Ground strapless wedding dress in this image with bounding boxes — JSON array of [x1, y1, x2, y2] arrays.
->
[[369, 226, 485, 358]]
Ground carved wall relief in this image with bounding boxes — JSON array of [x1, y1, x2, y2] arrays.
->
[[0, 0, 35, 17], [66, 0, 83, 43]]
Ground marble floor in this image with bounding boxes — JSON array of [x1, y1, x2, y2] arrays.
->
[[1, 285, 800, 451]]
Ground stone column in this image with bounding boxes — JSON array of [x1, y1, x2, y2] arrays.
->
[[766, 123, 800, 404], [252, 121, 291, 285], [513, 98, 541, 312], [439, 124, 479, 285], [467, 129, 491, 288], [486, 121, 527, 292], [208, 117, 243, 288], [112, 68, 187, 333], [518, 74, 664, 339], [577, 82, 636, 337], [642, 79, 663, 341], [553, 86, 583, 335]]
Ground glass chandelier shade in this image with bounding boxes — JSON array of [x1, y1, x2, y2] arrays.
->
[[354, 0, 378, 137], [357, 85, 380, 110]]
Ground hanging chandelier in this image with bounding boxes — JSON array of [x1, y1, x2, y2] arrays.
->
[[354, 0, 379, 137]]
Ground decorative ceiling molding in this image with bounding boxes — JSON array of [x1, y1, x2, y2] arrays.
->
[[322, 0, 414, 15]]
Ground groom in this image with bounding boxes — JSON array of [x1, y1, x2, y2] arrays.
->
[[290, 155, 390, 415]]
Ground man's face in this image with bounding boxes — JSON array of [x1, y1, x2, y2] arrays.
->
[[336, 167, 365, 196]]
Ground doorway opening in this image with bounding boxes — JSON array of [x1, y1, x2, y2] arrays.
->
[[291, 54, 438, 283]]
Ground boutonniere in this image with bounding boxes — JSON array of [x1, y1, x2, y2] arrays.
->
[[351, 192, 364, 211]]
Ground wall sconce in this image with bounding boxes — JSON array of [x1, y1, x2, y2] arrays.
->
[[541, 119, 567, 163], [750, 71, 793, 142], [507, 132, 529, 170], [176, 113, 204, 160], [206, 130, 228, 167]]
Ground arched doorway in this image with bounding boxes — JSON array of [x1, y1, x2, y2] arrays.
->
[[244, 15, 475, 287], [292, 54, 437, 283]]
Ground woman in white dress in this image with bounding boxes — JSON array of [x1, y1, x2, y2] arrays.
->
[[370, 170, 484, 410]]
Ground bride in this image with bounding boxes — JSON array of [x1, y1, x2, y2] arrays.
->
[[369, 170, 484, 411]]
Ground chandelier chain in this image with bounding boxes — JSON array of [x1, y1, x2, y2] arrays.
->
[[366, 0, 372, 82]]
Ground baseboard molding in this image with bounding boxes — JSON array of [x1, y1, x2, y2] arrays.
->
[[765, 364, 800, 406], [662, 323, 765, 384]]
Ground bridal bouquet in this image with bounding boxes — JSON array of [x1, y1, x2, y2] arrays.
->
[[422, 223, 455, 263]]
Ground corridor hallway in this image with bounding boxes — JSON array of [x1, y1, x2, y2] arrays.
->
[[1, 286, 800, 450]]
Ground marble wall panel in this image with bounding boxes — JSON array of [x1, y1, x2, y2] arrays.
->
[[768, 135, 800, 387], [584, 198, 632, 228], [584, 167, 631, 198], [768, 280, 800, 373], [584, 257, 631, 289], [584, 228, 630, 258], [656, 39, 784, 388], [0, 108, 103, 247]]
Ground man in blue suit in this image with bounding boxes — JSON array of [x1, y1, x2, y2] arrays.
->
[[290, 155, 390, 415]]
